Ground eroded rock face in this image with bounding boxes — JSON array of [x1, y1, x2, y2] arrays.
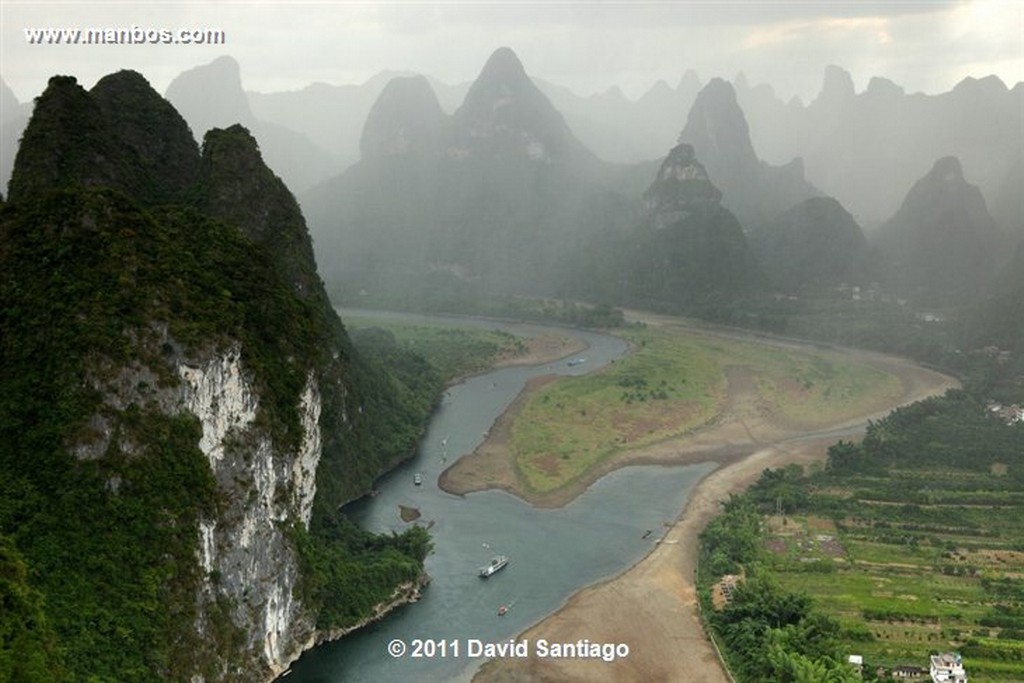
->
[[77, 340, 324, 681], [642, 143, 723, 228], [179, 348, 321, 679], [2, 65, 429, 683]]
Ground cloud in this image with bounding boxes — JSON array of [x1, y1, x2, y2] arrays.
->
[[0, 0, 1019, 105]]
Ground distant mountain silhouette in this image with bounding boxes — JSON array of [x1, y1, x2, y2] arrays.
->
[[749, 196, 870, 293], [249, 71, 411, 170], [678, 78, 819, 229], [533, 71, 704, 164], [738, 66, 1024, 230], [872, 156, 1003, 304], [359, 75, 448, 160], [165, 56, 341, 192], [448, 47, 597, 165], [1, 76, 30, 196], [613, 143, 763, 310], [165, 56, 254, 133], [304, 47, 636, 302]]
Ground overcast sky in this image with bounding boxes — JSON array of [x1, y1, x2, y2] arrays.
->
[[2, 1, 1022, 105]]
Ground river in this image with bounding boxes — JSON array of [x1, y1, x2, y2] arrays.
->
[[281, 312, 716, 682]]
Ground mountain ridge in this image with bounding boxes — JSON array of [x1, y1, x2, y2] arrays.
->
[[1, 68, 434, 682]]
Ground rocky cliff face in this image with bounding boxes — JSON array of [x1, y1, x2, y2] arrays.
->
[[179, 350, 321, 680], [1, 70, 429, 682], [642, 143, 723, 228]]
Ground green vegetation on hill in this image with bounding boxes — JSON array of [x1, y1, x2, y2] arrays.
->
[[0, 189, 253, 679], [0, 187, 439, 679], [0, 69, 453, 680], [294, 517, 431, 630], [0, 536, 64, 681], [699, 390, 1024, 682]]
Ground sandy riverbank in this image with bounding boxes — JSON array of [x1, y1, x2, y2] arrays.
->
[[492, 331, 588, 370], [459, 320, 958, 682]]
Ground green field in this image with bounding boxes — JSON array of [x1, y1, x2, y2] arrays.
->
[[721, 392, 1024, 682], [764, 485, 1024, 681], [510, 326, 903, 494], [512, 328, 725, 491]]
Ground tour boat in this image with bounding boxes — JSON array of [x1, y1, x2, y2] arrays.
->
[[479, 555, 508, 577]]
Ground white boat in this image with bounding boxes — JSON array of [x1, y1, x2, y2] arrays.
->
[[479, 555, 508, 578]]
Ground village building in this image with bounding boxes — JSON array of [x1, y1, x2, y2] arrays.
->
[[891, 664, 926, 679], [929, 652, 967, 683]]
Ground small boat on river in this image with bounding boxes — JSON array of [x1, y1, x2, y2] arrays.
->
[[479, 555, 508, 578]]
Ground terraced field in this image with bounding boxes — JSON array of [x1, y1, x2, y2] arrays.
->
[[763, 463, 1024, 681]]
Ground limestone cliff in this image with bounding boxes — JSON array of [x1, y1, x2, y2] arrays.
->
[[641, 142, 723, 229], [0, 71, 432, 682]]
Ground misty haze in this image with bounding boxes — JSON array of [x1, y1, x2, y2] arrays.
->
[[1, 3, 1022, 683]]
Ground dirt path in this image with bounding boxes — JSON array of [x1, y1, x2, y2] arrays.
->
[[464, 318, 957, 683]]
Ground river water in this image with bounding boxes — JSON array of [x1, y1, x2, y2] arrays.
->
[[282, 312, 716, 682]]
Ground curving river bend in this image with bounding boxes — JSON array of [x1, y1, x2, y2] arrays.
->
[[281, 311, 715, 682]]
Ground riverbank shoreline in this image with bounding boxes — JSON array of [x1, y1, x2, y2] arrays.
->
[[440, 321, 955, 510], [459, 319, 958, 682]]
